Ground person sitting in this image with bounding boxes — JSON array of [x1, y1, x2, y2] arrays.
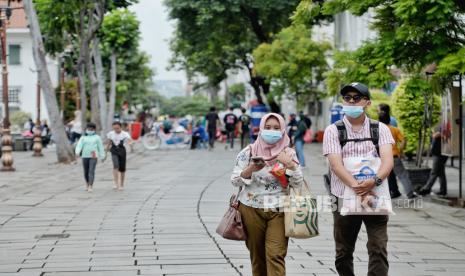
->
[[191, 121, 208, 149]]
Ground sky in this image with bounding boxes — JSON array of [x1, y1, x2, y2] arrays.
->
[[130, 0, 186, 84]]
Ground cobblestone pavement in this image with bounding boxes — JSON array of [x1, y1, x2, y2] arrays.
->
[[1, 143, 465, 276]]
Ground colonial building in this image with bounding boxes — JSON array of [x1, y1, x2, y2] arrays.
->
[[0, 0, 59, 125]]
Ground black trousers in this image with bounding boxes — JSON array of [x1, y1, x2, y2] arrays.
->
[[207, 128, 216, 148], [241, 130, 250, 149], [226, 129, 235, 149], [388, 171, 400, 196], [333, 199, 389, 276], [422, 155, 448, 193], [82, 158, 97, 185]]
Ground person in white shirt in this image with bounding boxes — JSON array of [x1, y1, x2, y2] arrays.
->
[[106, 121, 132, 190]]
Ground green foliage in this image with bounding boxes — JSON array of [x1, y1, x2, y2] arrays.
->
[[391, 78, 441, 155], [316, 0, 465, 118], [100, 9, 140, 55], [159, 95, 223, 117], [229, 83, 246, 104], [165, 0, 301, 100], [10, 111, 32, 128], [436, 47, 465, 77], [291, 0, 333, 25], [365, 90, 392, 119], [253, 24, 331, 106], [98, 9, 153, 110], [325, 43, 394, 96]]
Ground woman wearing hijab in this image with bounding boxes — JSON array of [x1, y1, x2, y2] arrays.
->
[[231, 113, 305, 276]]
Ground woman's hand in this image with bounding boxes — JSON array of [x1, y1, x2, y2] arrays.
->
[[277, 151, 297, 170], [240, 163, 265, 179]]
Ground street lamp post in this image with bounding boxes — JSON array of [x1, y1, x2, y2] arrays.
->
[[32, 74, 43, 157], [0, 4, 14, 171]]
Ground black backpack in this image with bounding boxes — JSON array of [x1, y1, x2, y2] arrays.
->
[[334, 119, 380, 155], [323, 119, 380, 194]]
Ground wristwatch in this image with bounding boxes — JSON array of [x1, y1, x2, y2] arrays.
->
[[373, 176, 383, 186]]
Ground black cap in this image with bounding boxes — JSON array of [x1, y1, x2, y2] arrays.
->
[[340, 82, 370, 99]]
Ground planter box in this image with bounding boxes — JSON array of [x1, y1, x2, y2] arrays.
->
[[404, 163, 431, 191]]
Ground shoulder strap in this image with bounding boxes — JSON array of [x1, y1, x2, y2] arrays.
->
[[334, 120, 348, 149], [369, 119, 380, 155]]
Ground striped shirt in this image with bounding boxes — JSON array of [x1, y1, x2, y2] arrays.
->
[[322, 116, 394, 197]]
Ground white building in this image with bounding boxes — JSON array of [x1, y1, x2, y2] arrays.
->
[[307, 11, 375, 133], [0, 0, 59, 125]]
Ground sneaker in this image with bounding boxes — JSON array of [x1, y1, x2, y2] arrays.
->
[[88, 187, 93, 192], [434, 191, 447, 197], [407, 193, 418, 199], [391, 192, 402, 199], [418, 189, 431, 196]]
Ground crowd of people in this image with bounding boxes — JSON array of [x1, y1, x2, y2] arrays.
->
[[0, 81, 454, 276]]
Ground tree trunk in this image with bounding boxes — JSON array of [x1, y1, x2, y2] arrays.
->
[[223, 79, 229, 108], [85, 42, 101, 131], [107, 52, 117, 128], [77, 66, 87, 130], [23, 0, 74, 163], [92, 37, 108, 136]]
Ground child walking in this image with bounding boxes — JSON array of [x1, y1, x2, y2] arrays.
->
[[75, 123, 105, 192]]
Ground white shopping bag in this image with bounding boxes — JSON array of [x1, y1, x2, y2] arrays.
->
[[340, 156, 394, 216]]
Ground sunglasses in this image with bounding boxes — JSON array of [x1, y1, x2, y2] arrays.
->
[[342, 95, 368, 103]]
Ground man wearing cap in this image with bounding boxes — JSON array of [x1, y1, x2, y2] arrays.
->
[[323, 82, 394, 276]]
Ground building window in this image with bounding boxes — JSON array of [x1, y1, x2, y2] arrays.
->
[[8, 44, 21, 65], [0, 87, 21, 104]]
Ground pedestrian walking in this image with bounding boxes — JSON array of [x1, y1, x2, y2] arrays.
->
[[232, 113, 304, 276], [287, 113, 298, 147], [377, 104, 400, 198], [223, 107, 238, 150], [106, 122, 132, 191], [378, 109, 417, 199], [299, 111, 312, 130], [418, 125, 449, 197], [323, 82, 394, 276], [69, 110, 83, 144], [239, 107, 251, 149], [75, 123, 105, 192], [378, 103, 398, 127], [205, 107, 221, 150], [293, 113, 308, 167]]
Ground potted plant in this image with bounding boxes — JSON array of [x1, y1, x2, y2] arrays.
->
[[392, 76, 441, 190]]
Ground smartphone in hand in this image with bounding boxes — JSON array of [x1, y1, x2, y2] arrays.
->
[[251, 156, 265, 165]]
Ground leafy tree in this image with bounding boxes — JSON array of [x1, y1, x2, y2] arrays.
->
[[158, 95, 221, 117], [165, 0, 302, 112], [229, 83, 247, 105], [34, 0, 138, 131], [301, 0, 464, 165], [253, 24, 331, 107], [100, 8, 141, 130]]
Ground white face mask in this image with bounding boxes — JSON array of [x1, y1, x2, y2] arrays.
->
[[342, 105, 365, 118], [260, 130, 282, 144]]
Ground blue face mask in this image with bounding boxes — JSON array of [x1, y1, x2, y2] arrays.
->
[[86, 130, 95, 135], [342, 105, 365, 118], [260, 129, 282, 144]]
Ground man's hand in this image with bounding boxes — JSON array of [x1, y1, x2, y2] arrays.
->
[[352, 179, 376, 196]]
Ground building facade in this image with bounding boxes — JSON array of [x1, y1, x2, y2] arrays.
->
[[0, 0, 59, 126]]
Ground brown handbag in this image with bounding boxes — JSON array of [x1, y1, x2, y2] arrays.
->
[[215, 187, 247, 241]]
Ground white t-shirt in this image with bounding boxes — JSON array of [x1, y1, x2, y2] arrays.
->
[[107, 130, 131, 146], [70, 121, 82, 134]]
